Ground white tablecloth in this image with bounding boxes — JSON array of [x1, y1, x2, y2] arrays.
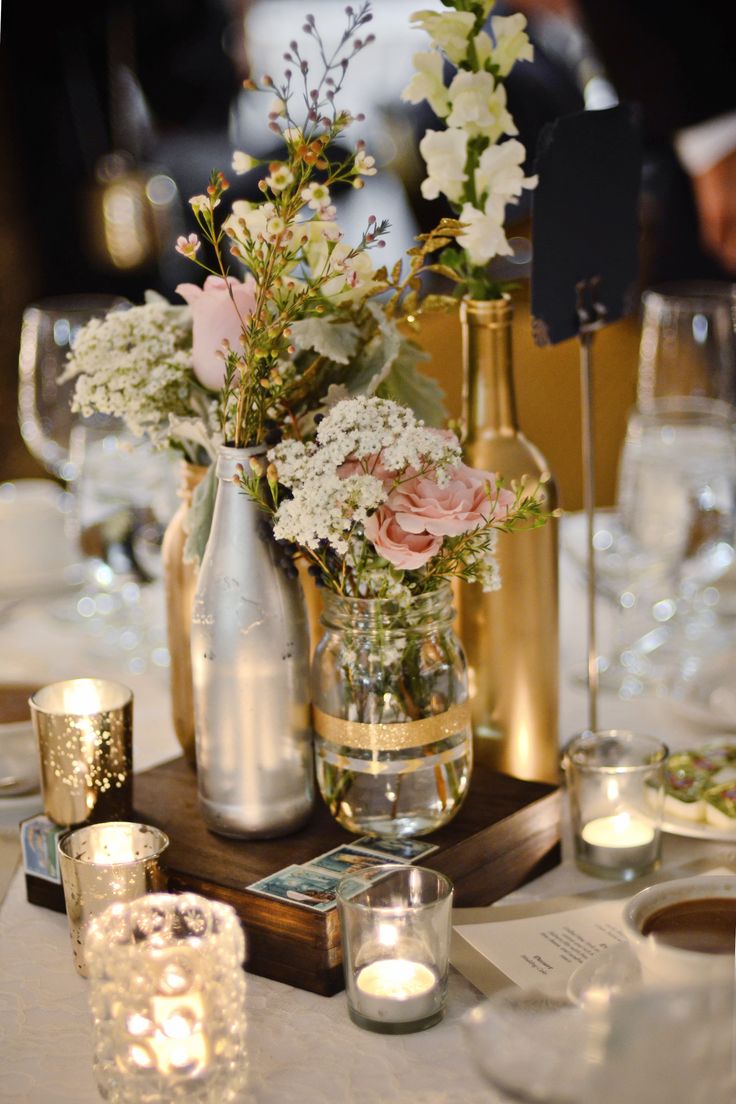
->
[[0, 525, 732, 1104]]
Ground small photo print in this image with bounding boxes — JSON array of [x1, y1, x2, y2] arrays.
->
[[307, 845, 405, 877], [21, 816, 63, 883], [354, 836, 440, 861], [247, 865, 341, 912]]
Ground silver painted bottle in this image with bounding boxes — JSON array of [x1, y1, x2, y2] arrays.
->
[[191, 445, 313, 838]]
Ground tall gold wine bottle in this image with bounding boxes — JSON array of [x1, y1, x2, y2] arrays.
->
[[459, 297, 559, 783]]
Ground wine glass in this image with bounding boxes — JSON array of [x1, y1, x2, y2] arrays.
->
[[637, 282, 736, 409], [17, 295, 128, 482], [616, 396, 736, 677]]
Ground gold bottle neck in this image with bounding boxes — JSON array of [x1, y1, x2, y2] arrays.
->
[[461, 297, 518, 436]]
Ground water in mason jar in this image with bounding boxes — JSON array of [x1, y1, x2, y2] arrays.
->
[[316, 733, 472, 838], [617, 418, 736, 588]]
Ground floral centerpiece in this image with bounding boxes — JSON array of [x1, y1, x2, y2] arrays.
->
[[242, 394, 546, 836]]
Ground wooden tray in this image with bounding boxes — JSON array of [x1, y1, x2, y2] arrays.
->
[[134, 758, 560, 996]]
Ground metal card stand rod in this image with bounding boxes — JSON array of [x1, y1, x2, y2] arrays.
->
[[576, 278, 607, 734]]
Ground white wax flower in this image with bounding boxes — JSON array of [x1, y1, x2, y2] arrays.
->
[[419, 128, 468, 202], [457, 202, 513, 266], [446, 70, 517, 142], [232, 150, 256, 174], [490, 14, 534, 77], [401, 50, 450, 118], [474, 139, 537, 206], [410, 9, 476, 65]]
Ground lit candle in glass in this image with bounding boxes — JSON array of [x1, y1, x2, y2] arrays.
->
[[337, 865, 453, 1034], [58, 821, 168, 976], [85, 893, 247, 1103], [564, 731, 667, 880], [30, 678, 133, 826], [354, 958, 439, 1024]]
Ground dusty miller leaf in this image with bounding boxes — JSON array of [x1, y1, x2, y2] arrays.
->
[[379, 340, 448, 427], [183, 463, 217, 565], [289, 318, 360, 365]]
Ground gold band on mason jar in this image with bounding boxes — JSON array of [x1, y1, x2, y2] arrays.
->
[[312, 701, 472, 752]]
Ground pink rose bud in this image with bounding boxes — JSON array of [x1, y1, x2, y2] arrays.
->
[[176, 274, 258, 390]]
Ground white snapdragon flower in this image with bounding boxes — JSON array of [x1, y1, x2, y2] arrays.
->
[[264, 164, 294, 193], [231, 150, 256, 174], [446, 71, 517, 141], [490, 14, 534, 77], [457, 201, 513, 266], [410, 9, 476, 65], [419, 128, 468, 203], [401, 50, 450, 118], [474, 139, 537, 207]]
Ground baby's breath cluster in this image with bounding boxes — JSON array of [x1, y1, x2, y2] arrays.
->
[[60, 297, 219, 462]]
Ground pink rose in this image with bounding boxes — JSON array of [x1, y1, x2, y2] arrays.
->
[[176, 274, 258, 389], [364, 507, 442, 569], [388, 463, 515, 537]]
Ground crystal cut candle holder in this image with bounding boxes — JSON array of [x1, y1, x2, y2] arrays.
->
[[337, 864, 453, 1034], [30, 678, 133, 826], [85, 893, 247, 1104], [58, 821, 168, 976], [564, 730, 668, 880]]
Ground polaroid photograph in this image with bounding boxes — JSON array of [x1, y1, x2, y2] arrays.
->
[[247, 864, 341, 912], [307, 845, 405, 878], [354, 836, 440, 861], [21, 816, 63, 883]]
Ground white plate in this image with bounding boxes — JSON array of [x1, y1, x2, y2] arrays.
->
[[661, 815, 736, 843], [665, 651, 736, 730]]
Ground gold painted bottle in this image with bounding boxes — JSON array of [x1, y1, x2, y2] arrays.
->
[[459, 297, 559, 783]]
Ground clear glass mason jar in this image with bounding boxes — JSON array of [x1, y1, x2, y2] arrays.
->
[[312, 582, 473, 838]]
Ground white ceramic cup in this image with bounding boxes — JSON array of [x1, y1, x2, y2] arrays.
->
[[623, 874, 736, 986]]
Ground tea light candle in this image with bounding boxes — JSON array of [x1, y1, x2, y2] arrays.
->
[[582, 812, 655, 848], [579, 812, 658, 876], [354, 959, 439, 1025]]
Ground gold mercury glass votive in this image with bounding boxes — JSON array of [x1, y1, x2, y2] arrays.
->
[[58, 821, 169, 976], [30, 678, 133, 826], [85, 893, 247, 1104]]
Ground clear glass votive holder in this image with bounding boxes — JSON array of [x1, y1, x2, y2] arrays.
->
[[337, 864, 453, 1034], [85, 893, 247, 1104], [30, 678, 133, 826], [563, 730, 668, 880], [58, 821, 168, 976]]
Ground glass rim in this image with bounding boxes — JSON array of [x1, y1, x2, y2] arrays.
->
[[336, 863, 453, 911], [30, 677, 133, 716], [563, 730, 668, 774], [58, 821, 169, 865], [642, 281, 736, 311]]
